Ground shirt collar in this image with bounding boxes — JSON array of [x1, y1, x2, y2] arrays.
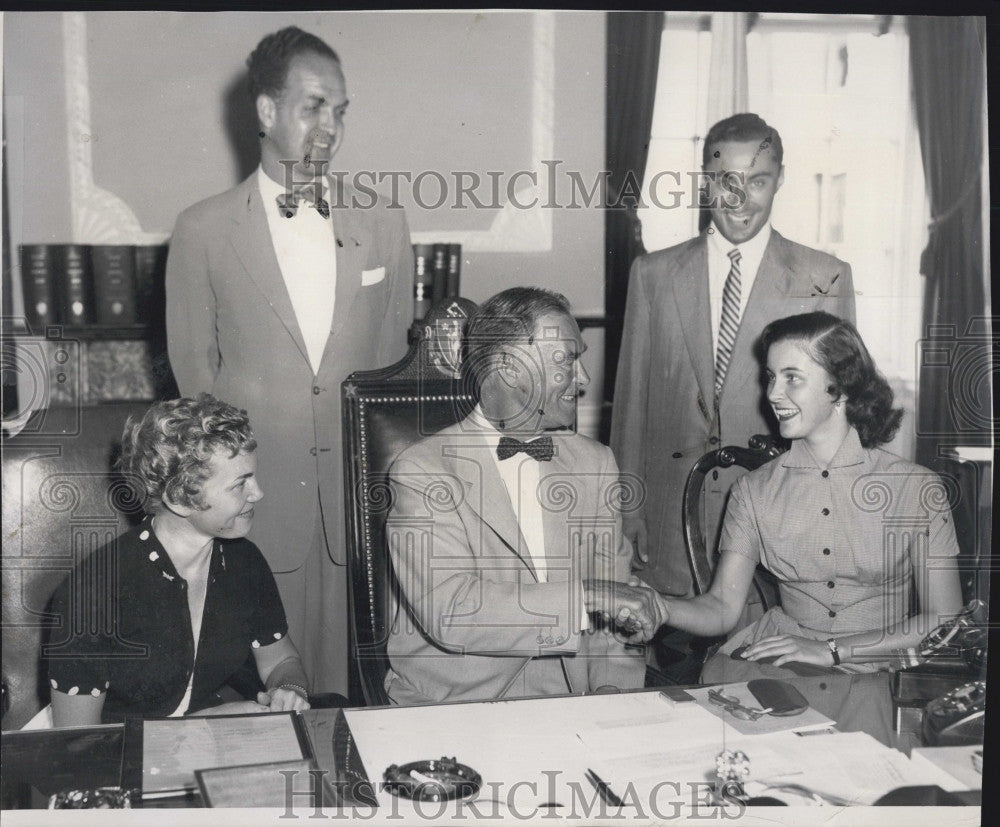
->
[[708, 221, 772, 261], [256, 165, 328, 203], [781, 427, 868, 470], [471, 404, 504, 452]]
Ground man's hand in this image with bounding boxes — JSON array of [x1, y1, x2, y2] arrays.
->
[[584, 579, 668, 642], [257, 687, 311, 712], [622, 515, 648, 569], [739, 635, 834, 668]]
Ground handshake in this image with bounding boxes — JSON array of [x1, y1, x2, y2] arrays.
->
[[583, 579, 670, 642]]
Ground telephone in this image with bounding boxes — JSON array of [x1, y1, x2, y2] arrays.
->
[[922, 680, 986, 746]]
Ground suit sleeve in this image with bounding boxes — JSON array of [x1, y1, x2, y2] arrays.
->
[[826, 259, 855, 324], [609, 258, 651, 513], [387, 454, 581, 657], [166, 210, 220, 394], [580, 448, 646, 691], [376, 205, 414, 368]]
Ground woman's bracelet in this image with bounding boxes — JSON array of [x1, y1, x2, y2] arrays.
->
[[276, 683, 309, 699]]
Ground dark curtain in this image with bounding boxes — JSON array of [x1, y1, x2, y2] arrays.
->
[[908, 17, 989, 464], [603, 11, 664, 441]]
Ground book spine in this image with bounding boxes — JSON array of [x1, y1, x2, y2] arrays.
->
[[58, 244, 93, 326], [91, 245, 138, 325], [445, 244, 461, 298], [133, 244, 169, 328], [412, 243, 433, 321], [19, 244, 58, 329], [431, 243, 447, 306]]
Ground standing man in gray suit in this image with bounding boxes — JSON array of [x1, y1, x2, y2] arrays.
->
[[166, 26, 413, 697], [611, 113, 855, 597]]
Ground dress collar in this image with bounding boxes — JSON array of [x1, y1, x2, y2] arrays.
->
[[781, 427, 868, 470]]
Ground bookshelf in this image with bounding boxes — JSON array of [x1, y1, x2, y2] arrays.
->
[[11, 242, 175, 408]]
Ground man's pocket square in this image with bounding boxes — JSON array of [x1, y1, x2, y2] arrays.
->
[[361, 266, 386, 286]]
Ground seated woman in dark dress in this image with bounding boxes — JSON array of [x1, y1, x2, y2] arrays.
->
[[49, 394, 311, 726], [586, 313, 964, 735]]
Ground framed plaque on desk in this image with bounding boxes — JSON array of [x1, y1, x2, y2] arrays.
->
[[121, 711, 314, 802]]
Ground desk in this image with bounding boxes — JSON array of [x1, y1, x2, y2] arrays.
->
[[1, 681, 982, 818]]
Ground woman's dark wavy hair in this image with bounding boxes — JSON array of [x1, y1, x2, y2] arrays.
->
[[118, 394, 256, 514], [760, 311, 903, 448]]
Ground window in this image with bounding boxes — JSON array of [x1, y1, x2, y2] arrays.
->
[[641, 14, 926, 458]]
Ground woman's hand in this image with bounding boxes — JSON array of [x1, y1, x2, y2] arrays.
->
[[193, 700, 270, 716], [740, 635, 834, 668], [257, 687, 311, 712]]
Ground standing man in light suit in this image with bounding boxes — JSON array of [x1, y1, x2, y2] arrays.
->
[[384, 288, 645, 704], [611, 114, 855, 598], [166, 26, 413, 697]]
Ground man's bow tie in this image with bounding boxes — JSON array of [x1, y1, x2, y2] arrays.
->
[[496, 435, 554, 462], [276, 183, 330, 219]]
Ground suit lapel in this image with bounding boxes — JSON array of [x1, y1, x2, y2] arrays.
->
[[229, 176, 310, 366], [671, 235, 715, 413], [322, 179, 372, 363], [722, 231, 793, 394], [447, 427, 538, 580]]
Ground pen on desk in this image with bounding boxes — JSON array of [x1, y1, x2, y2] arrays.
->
[[585, 768, 623, 807]]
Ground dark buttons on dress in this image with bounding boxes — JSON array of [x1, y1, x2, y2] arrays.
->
[[828, 610, 836, 618], [312, 386, 321, 395], [818, 682, 827, 690], [709, 436, 720, 445], [672, 452, 683, 459], [821, 470, 829, 478], [821, 508, 830, 516], [309, 447, 317, 456], [823, 548, 831, 555], [827, 581, 835, 589]]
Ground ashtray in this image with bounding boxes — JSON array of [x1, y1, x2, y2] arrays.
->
[[383, 756, 482, 802]]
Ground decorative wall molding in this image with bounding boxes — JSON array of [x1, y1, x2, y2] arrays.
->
[[410, 11, 554, 253], [63, 12, 169, 245], [64, 11, 553, 252]]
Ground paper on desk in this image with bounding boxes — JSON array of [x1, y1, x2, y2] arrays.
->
[[910, 745, 984, 791], [580, 710, 955, 809], [686, 683, 835, 736], [575, 690, 723, 760], [745, 731, 963, 806], [142, 713, 306, 794]]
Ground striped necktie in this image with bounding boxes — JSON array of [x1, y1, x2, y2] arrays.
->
[[715, 247, 742, 397]]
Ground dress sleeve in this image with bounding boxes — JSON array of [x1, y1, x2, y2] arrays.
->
[[717, 475, 762, 565], [927, 472, 962, 562], [46, 566, 111, 698], [245, 543, 290, 650]]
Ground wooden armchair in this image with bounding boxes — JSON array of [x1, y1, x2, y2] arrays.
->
[[682, 434, 785, 606]]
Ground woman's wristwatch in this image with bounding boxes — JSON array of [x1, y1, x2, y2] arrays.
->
[[826, 638, 841, 666]]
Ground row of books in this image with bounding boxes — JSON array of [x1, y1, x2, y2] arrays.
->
[[20, 240, 457, 331], [413, 243, 461, 320], [19, 244, 168, 330]]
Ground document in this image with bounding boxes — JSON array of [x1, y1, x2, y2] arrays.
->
[[139, 712, 310, 796]]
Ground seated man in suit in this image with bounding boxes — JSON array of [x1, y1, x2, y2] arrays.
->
[[384, 287, 645, 704]]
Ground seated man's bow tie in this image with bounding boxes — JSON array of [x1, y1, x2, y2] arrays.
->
[[276, 183, 330, 219], [496, 435, 554, 462]]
